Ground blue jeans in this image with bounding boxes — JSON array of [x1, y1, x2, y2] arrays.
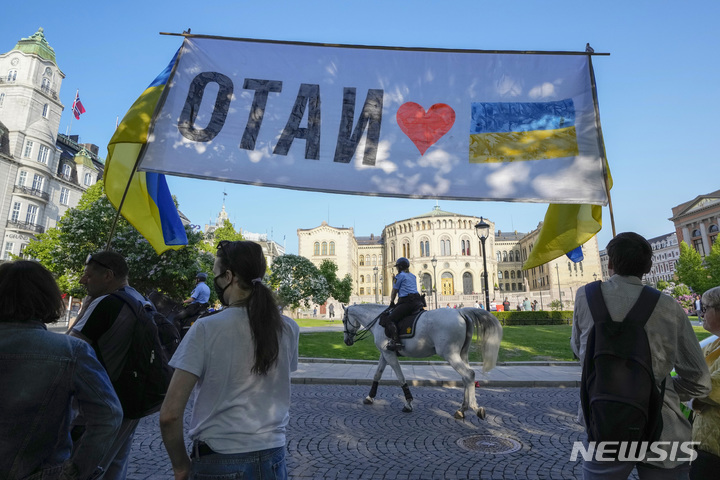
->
[[191, 446, 287, 480]]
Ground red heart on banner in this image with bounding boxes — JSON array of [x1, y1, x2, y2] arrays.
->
[[396, 102, 456, 155]]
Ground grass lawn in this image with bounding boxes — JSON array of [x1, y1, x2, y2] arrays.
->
[[297, 322, 713, 362]]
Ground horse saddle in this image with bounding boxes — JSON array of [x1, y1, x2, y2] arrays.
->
[[397, 309, 426, 339]]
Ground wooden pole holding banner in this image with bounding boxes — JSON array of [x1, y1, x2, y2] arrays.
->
[[587, 54, 616, 238]]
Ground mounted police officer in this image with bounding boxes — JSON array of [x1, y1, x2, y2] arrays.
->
[[385, 257, 424, 351], [175, 272, 211, 327]]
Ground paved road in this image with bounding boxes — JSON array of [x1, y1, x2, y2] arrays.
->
[[124, 385, 635, 480]]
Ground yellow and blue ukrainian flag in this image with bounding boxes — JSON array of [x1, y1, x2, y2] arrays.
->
[[523, 160, 612, 270], [469, 99, 579, 163], [104, 50, 188, 254]]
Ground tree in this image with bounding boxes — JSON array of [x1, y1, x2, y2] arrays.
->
[[23, 183, 209, 300], [675, 241, 713, 294], [704, 241, 720, 287], [200, 219, 244, 254], [318, 259, 353, 304], [270, 254, 330, 309]]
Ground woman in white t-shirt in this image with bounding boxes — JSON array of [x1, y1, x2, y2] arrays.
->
[[160, 241, 299, 480]]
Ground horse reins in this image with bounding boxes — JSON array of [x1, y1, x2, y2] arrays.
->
[[344, 308, 387, 342]]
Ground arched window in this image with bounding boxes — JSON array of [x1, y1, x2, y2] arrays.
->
[[329, 242, 335, 255], [515, 250, 520, 262], [462, 272, 473, 295], [402, 241, 410, 258], [568, 262, 572, 272], [372, 255, 377, 266], [391, 244, 396, 262], [502, 251, 508, 262], [313, 242, 320, 255], [360, 275, 364, 283], [509, 251, 514, 262], [504, 271, 510, 280], [498, 271, 503, 279], [7, 70, 17, 82], [692, 229, 701, 237], [420, 241, 426, 257], [510, 271, 515, 279], [497, 252, 501, 262], [321, 242, 327, 255], [359, 255, 365, 266], [422, 273, 432, 293]]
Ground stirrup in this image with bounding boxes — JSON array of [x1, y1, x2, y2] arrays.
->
[[386, 340, 403, 351]]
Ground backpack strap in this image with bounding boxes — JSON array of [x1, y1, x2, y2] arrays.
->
[[624, 286, 661, 327], [585, 281, 661, 327], [584, 281, 609, 325]]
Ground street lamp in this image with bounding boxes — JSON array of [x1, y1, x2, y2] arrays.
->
[[475, 217, 491, 311], [373, 265, 379, 303], [431, 256, 438, 310], [555, 264, 562, 308], [593, 272, 598, 282]]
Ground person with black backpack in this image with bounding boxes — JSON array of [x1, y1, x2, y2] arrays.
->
[[69, 251, 172, 480], [572, 232, 711, 479]]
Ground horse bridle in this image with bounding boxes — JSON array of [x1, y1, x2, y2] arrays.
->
[[343, 306, 382, 343]]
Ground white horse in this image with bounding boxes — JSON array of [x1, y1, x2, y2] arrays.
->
[[342, 304, 503, 419]]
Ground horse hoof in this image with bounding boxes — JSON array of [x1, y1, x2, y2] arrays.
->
[[363, 397, 374, 405], [454, 410, 465, 419], [402, 405, 413, 413], [477, 407, 486, 420]]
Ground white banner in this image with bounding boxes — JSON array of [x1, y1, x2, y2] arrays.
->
[[139, 37, 608, 204]]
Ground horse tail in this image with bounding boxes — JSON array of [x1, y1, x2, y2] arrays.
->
[[460, 308, 503, 373]]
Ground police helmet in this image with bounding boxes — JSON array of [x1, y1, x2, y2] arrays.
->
[[395, 257, 410, 269], [196, 272, 208, 281]]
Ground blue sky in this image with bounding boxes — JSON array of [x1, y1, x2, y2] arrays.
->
[[2, 1, 718, 255]]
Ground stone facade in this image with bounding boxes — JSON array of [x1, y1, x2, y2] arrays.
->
[[0, 29, 103, 260], [669, 189, 720, 258], [643, 232, 679, 286], [298, 206, 603, 310]]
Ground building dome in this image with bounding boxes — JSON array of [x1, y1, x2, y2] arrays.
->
[[12, 28, 56, 64]]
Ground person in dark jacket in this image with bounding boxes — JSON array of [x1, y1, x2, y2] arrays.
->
[[0, 260, 122, 480]]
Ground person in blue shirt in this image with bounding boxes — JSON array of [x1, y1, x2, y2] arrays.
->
[[385, 257, 424, 351], [176, 272, 211, 326]]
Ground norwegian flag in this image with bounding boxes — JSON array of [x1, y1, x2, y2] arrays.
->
[[72, 90, 86, 119]]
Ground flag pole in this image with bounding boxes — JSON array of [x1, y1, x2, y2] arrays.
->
[[103, 143, 143, 251], [587, 55, 616, 237]]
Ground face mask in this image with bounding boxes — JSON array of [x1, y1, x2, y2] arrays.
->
[[213, 274, 232, 306]]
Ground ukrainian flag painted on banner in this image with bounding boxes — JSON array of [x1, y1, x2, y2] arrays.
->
[[104, 50, 187, 254], [469, 99, 579, 163]]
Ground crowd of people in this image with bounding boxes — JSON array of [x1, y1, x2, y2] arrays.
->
[[1, 232, 718, 480]]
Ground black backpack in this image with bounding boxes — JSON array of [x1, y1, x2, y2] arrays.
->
[[580, 281, 666, 446], [109, 291, 175, 419], [145, 303, 181, 358]]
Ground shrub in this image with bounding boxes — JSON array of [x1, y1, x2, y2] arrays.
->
[[492, 310, 573, 326]]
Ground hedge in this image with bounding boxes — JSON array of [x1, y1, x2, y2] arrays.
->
[[492, 310, 573, 326]]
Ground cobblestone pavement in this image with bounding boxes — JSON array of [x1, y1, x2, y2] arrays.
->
[[127, 385, 642, 480]]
